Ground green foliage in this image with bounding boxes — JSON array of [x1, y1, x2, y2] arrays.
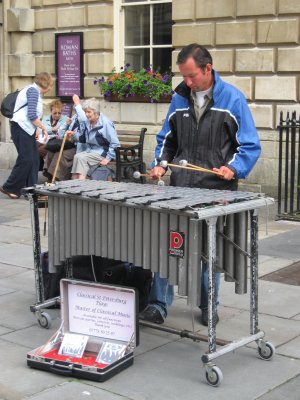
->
[[94, 64, 174, 102]]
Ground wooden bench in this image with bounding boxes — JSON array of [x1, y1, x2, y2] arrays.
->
[[114, 128, 147, 183]]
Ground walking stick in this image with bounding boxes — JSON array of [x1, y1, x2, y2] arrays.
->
[[51, 131, 69, 184], [42, 132, 69, 233]]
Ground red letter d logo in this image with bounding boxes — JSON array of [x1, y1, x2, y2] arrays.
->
[[170, 231, 183, 249]]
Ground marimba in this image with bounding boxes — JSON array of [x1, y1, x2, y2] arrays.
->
[[25, 180, 275, 386]]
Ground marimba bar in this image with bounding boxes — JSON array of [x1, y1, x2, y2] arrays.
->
[[31, 180, 273, 306]]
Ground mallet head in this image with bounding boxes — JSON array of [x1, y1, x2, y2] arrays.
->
[[160, 160, 168, 168], [157, 179, 165, 186], [179, 159, 188, 166], [133, 171, 141, 179]]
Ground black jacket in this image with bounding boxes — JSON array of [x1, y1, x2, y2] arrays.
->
[[153, 70, 261, 190]]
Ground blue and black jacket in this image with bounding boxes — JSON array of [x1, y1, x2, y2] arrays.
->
[[153, 70, 261, 190]]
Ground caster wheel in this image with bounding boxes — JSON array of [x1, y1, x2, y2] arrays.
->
[[38, 312, 51, 329], [258, 341, 275, 360], [205, 366, 223, 387]]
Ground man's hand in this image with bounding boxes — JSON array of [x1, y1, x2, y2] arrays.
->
[[100, 158, 109, 166], [213, 166, 235, 180], [151, 166, 166, 179]]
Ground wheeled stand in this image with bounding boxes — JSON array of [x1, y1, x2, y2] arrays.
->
[[201, 211, 275, 386]]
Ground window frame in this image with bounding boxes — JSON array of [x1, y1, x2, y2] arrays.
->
[[114, 0, 172, 70]]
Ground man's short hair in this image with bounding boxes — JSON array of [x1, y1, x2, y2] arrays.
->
[[177, 44, 213, 69]]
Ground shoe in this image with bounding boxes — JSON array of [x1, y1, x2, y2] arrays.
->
[[42, 169, 52, 181], [0, 186, 19, 199], [201, 309, 219, 326], [139, 305, 165, 324]]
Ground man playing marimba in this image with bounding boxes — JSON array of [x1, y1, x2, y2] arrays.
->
[[139, 43, 261, 326]]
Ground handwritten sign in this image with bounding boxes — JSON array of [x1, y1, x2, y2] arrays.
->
[[67, 282, 136, 342], [55, 33, 84, 99]]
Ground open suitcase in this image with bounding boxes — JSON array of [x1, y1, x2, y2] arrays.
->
[[27, 278, 138, 381]]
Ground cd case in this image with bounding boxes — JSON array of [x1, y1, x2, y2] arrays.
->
[[27, 278, 138, 381]]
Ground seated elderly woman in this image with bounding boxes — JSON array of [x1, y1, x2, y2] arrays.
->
[[40, 100, 81, 182], [43, 112, 78, 182], [68, 95, 120, 180], [37, 99, 68, 172]]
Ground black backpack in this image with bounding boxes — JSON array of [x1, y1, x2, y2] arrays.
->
[[1, 90, 27, 118]]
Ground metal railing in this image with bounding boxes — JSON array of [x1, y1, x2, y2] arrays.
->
[[277, 111, 300, 219]]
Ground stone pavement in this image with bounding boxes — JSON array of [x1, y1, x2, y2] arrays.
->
[[0, 169, 300, 400]]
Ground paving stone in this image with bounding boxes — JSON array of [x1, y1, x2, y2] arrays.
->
[[221, 279, 300, 319], [0, 290, 37, 329], [94, 340, 300, 400], [24, 381, 133, 400], [0, 225, 33, 244], [260, 261, 300, 286], [0, 341, 65, 399], [0, 263, 27, 279], [0, 243, 34, 268], [258, 374, 300, 400]]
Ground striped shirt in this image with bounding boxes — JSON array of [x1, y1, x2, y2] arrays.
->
[[26, 86, 39, 121]]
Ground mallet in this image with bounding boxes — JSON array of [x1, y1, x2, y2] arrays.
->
[[133, 171, 151, 179], [161, 160, 224, 177], [133, 171, 165, 186], [179, 159, 224, 176]]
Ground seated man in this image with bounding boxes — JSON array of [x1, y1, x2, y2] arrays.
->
[[68, 95, 120, 181]]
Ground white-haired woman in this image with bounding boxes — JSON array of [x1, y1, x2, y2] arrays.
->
[[68, 95, 120, 180]]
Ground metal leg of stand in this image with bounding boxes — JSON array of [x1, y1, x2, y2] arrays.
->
[[29, 192, 44, 304], [206, 217, 218, 354], [250, 209, 259, 335]]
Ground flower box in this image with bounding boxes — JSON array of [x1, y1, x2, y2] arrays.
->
[[106, 94, 172, 103], [94, 65, 174, 103]]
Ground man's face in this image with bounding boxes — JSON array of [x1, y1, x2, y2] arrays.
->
[[179, 57, 213, 92]]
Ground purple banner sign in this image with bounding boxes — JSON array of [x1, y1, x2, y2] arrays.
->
[[56, 33, 83, 98], [62, 102, 73, 117]]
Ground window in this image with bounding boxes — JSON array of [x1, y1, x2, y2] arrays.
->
[[119, 0, 172, 73]]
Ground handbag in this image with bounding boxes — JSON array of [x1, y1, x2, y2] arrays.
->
[[71, 255, 153, 312], [87, 165, 115, 181], [45, 137, 75, 152]]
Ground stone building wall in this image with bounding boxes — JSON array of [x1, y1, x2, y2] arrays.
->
[[172, 0, 300, 196], [0, 0, 299, 197]]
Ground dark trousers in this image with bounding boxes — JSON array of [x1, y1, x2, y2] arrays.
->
[[3, 122, 40, 196]]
